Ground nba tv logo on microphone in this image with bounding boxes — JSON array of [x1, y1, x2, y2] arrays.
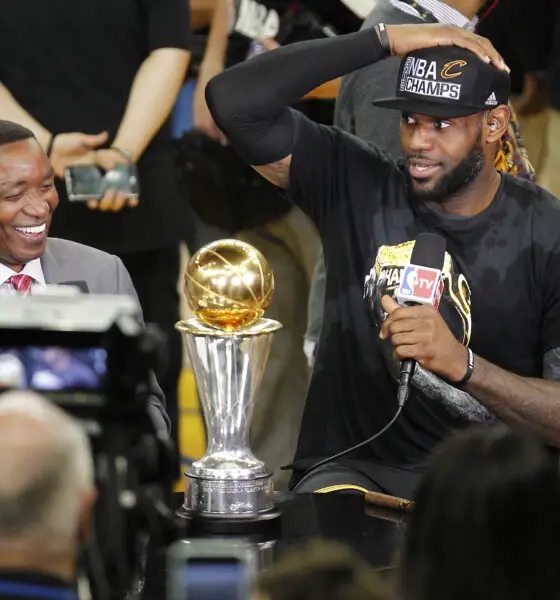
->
[[396, 265, 444, 308]]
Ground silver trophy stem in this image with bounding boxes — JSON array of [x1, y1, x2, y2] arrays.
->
[[177, 318, 281, 515]]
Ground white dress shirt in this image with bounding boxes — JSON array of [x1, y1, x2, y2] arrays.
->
[[0, 258, 47, 295], [389, 0, 478, 31]]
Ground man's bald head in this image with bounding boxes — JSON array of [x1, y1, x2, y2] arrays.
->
[[0, 391, 94, 555]]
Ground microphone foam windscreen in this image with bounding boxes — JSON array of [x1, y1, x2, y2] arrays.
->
[[410, 233, 446, 270]]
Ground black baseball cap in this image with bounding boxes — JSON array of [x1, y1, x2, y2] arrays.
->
[[372, 45, 511, 118]]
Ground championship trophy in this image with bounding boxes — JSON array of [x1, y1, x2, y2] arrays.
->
[[175, 240, 282, 534]]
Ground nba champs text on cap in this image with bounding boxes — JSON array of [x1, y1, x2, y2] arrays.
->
[[372, 45, 510, 118], [401, 56, 464, 100]]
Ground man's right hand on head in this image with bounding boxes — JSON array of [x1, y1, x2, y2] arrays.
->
[[383, 24, 509, 72], [49, 131, 109, 179]]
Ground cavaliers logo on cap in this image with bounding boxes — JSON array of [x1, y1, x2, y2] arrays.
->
[[440, 60, 467, 80]]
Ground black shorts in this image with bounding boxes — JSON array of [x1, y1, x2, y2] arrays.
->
[[291, 459, 425, 500]]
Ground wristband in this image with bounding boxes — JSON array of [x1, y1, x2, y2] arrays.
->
[[456, 347, 475, 387], [377, 23, 392, 57], [46, 135, 56, 158], [110, 147, 133, 163]]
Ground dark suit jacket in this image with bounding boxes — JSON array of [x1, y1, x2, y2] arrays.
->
[[41, 237, 170, 436]]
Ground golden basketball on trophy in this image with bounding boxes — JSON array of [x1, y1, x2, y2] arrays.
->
[[184, 239, 274, 331]]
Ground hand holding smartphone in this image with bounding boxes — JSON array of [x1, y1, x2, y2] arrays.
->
[[64, 151, 139, 207]]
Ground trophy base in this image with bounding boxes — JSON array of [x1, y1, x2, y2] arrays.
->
[[184, 472, 274, 514], [176, 505, 282, 537], [178, 472, 281, 535]]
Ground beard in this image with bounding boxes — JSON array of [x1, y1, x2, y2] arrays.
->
[[405, 136, 485, 205]]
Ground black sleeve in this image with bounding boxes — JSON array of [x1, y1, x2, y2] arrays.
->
[[206, 28, 386, 166], [141, 0, 191, 52], [288, 110, 396, 230]]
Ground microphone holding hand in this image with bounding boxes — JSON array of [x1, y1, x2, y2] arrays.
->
[[380, 233, 473, 405]]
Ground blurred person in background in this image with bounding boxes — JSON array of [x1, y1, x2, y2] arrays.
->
[[305, 0, 548, 366], [477, 0, 555, 182], [171, 0, 233, 250], [539, 4, 560, 198], [254, 539, 391, 600], [398, 423, 560, 600], [0, 390, 96, 592], [0, 0, 191, 448]]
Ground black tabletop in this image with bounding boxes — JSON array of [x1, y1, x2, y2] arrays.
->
[[142, 492, 405, 600]]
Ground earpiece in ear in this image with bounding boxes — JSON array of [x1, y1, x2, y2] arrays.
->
[[490, 121, 498, 131]]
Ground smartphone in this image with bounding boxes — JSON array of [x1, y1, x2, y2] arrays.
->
[[65, 163, 139, 202], [167, 540, 258, 600], [65, 165, 103, 202]]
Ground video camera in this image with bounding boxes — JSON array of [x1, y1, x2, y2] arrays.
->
[[0, 291, 273, 600], [0, 289, 180, 599], [0, 290, 154, 427]]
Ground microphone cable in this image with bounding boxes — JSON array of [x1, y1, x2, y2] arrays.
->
[[297, 398, 405, 483]]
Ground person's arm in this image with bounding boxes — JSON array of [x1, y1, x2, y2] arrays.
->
[[0, 82, 51, 148], [89, 47, 191, 212], [192, 0, 230, 141], [91, 0, 191, 212], [380, 295, 560, 448], [108, 48, 190, 163], [206, 23, 505, 189], [461, 353, 560, 445], [0, 82, 111, 176]]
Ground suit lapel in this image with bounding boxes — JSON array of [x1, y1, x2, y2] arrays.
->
[[41, 240, 90, 293], [41, 239, 63, 285]]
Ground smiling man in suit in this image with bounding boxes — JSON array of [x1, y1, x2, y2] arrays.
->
[[0, 119, 170, 434]]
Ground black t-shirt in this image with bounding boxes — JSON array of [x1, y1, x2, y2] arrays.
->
[[0, 0, 190, 254], [288, 112, 560, 481]]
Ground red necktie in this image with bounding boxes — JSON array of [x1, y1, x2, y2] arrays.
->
[[6, 274, 34, 296]]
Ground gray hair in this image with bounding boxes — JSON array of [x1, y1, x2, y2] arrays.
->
[[0, 391, 94, 554]]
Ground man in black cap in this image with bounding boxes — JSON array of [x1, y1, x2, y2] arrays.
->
[[205, 24, 560, 499]]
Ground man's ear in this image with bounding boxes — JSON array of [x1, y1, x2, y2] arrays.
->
[[485, 105, 510, 143]]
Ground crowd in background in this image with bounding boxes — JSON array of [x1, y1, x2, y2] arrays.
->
[[0, 0, 560, 599]]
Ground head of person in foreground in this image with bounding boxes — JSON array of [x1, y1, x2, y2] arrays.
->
[[254, 538, 391, 600], [0, 390, 96, 581], [398, 423, 560, 600]]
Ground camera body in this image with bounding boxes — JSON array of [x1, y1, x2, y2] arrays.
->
[[0, 291, 153, 430], [0, 291, 178, 599]]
